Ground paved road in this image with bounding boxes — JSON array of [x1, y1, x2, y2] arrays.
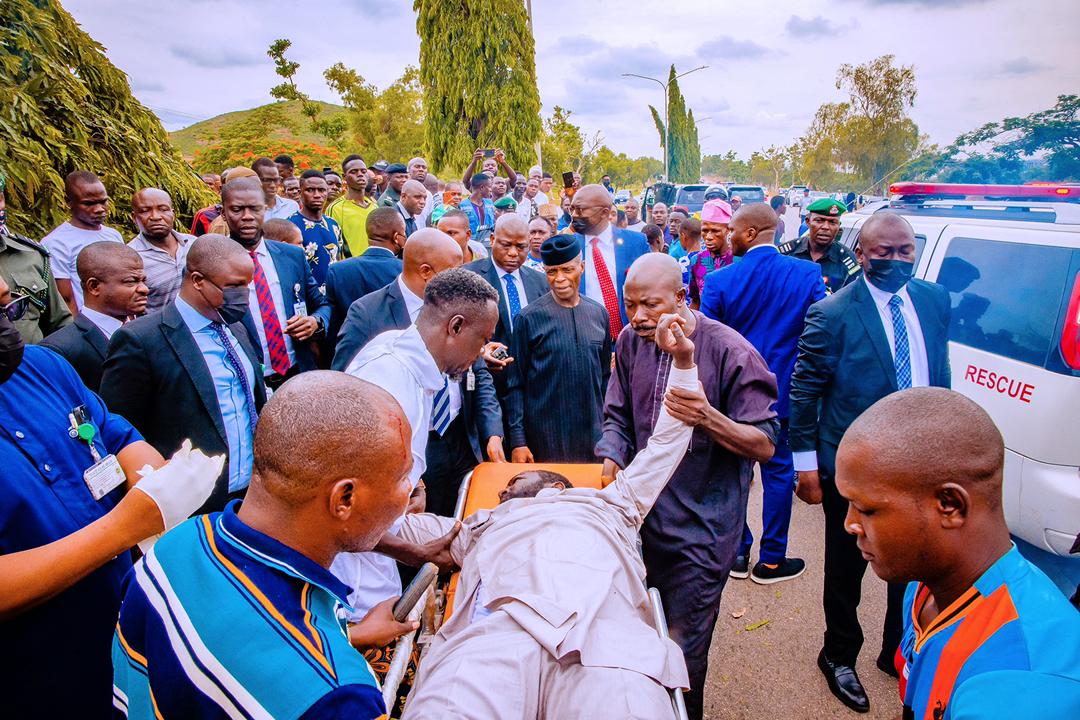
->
[[702, 473, 902, 719]]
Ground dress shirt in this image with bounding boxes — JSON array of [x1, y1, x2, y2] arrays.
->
[[396, 275, 463, 422], [337, 325, 451, 617], [129, 231, 193, 313], [175, 296, 255, 492], [263, 195, 300, 221], [247, 239, 296, 375], [493, 259, 530, 320], [397, 201, 419, 236], [80, 306, 123, 339], [792, 276, 931, 474], [583, 224, 617, 306]]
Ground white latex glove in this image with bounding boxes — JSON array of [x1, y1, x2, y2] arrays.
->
[[133, 439, 225, 532]]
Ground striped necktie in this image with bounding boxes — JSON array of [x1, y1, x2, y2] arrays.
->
[[431, 377, 452, 435], [888, 295, 912, 389], [248, 250, 290, 376], [208, 323, 258, 435]]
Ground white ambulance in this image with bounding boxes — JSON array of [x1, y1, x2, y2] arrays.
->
[[839, 182, 1080, 558]]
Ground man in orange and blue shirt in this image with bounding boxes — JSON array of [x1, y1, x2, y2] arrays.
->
[[835, 387, 1080, 720], [112, 372, 421, 719]]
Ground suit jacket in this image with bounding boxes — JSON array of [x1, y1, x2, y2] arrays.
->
[[324, 247, 402, 345], [463, 257, 550, 347], [100, 303, 268, 513], [789, 278, 951, 459], [699, 246, 826, 418], [573, 227, 650, 326], [331, 282, 502, 462], [239, 239, 331, 373], [41, 313, 109, 392]]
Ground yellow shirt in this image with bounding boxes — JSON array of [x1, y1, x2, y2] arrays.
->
[[326, 195, 375, 257]]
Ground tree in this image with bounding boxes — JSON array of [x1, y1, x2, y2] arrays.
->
[[1, 0, 213, 236], [750, 146, 788, 190], [267, 39, 346, 146], [414, 0, 543, 173], [701, 151, 750, 182], [649, 66, 701, 183], [539, 106, 585, 180], [324, 64, 425, 165]]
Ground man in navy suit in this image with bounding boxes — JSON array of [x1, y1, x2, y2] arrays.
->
[[701, 202, 826, 585], [333, 230, 503, 517], [790, 213, 951, 714], [101, 235, 267, 514], [567, 184, 649, 337], [220, 177, 330, 386], [324, 206, 405, 346]]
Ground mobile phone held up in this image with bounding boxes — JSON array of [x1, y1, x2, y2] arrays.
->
[[561, 171, 575, 187], [482, 149, 496, 158]]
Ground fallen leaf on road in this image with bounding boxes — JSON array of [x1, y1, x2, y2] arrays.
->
[[731, 607, 747, 619], [745, 619, 771, 631]]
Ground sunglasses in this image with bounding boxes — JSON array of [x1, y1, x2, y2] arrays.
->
[[1, 294, 30, 322]]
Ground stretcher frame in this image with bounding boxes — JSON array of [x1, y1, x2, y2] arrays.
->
[[383, 463, 690, 720]]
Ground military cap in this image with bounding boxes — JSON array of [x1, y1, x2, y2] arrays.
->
[[540, 233, 580, 266], [371, 160, 390, 172], [384, 163, 408, 175], [805, 197, 847, 216], [493, 195, 518, 210]]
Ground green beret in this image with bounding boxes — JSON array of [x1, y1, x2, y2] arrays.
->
[[493, 196, 517, 210], [806, 198, 846, 217]]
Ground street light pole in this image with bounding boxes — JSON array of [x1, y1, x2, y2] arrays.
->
[[622, 65, 707, 181]]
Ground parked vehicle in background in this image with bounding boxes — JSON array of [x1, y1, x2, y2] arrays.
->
[[788, 185, 808, 205], [726, 185, 766, 204], [839, 182, 1080, 572], [613, 189, 631, 205], [642, 182, 711, 215]]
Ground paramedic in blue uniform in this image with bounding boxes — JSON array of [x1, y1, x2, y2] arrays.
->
[[700, 202, 826, 584], [0, 269, 218, 720]]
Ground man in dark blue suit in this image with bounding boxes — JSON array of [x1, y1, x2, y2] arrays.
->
[[701, 203, 826, 585], [332, 229, 504, 516], [567, 184, 649, 337], [463, 213, 549, 399], [324, 206, 405, 346], [220, 178, 330, 386], [790, 213, 951, 714]]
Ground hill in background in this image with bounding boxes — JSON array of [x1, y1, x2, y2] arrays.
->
[[169, 100, 347, 159]]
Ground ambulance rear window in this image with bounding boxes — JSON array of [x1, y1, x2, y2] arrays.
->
[[936, 237, 1080, 374]]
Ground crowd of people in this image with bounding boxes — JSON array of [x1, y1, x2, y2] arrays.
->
[[0, 147, 1076, 720]]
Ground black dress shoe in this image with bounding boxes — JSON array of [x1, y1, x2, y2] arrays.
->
[[876, 650, 900, 679], [817, 649, 870, 713]]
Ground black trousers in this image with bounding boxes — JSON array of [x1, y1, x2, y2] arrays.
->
[[423, 416, 478, 518], [820, 445, 905, 666]]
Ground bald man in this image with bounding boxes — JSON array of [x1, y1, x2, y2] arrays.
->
[[397, 179, 429, 238], [568, 184, 649, 337], [597, 253, 778, 720], [113, 372, 419, 720], [699, 203, 827, 584], [43, 241, 148, 391], [790, 212, 952, 712], [101, 235, 267, 514], [836, 388, 1080, 719], [129, 187, 196, 313], [400, 315, 699, 720]]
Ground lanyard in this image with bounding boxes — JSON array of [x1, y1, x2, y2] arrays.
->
[[68, 407, 101, 463]]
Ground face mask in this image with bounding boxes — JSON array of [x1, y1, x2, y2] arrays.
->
[[866, 259, 914, 293], [216, 287, 250, 325], [570, 217, 590, 234], [0, 207, 7, 234], [0, 313, 25, 384]]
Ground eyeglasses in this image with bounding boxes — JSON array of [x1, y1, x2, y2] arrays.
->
[[0, 294, 30, 322]]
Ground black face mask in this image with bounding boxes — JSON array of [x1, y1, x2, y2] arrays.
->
[[0, 313, 25, 384], [865, 259, 914, 293], [216, 287, 250, 325], [570, 217, 590, 234]]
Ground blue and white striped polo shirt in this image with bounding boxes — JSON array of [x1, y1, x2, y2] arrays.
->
[[112, 502, 386, 720]]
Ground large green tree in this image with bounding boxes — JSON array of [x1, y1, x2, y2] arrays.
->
[[1, 0, 213, 235], [649, 66, 701, 183], [414, 0, 542, 173], [701, 151, 750, 182]]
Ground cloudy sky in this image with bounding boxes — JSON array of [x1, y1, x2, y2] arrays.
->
[[66, 0, 1079, 160]]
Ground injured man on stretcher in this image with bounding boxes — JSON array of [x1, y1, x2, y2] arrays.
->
[[398, 313, 698, 720]]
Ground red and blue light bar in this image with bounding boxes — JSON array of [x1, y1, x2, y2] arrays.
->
[[890, 182, 1079, 201]]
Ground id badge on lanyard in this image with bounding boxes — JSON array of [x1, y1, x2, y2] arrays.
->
[[69, 406, 124, 500]]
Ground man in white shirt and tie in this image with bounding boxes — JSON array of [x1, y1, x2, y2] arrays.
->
[[567, 185, 650, 339], [334, 266, 500, 620], [789, 212, 951, 713]]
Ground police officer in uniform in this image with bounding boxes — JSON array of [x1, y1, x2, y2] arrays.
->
[[778, 197, 861, 294], [0, 175, 72, 343]]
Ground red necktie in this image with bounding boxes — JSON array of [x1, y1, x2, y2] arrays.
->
[[590, 237, 623, 338], [248, 251, 290, 376]]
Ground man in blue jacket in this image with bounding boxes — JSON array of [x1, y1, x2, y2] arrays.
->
[[700, 203, 825, 584]]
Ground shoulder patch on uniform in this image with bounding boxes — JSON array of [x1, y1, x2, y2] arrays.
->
[[841, 251, 860, 275], [7, 233, 50, 257], [777, 240, 795, 254]]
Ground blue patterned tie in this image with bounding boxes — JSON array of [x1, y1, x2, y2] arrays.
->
[[430, 377, 452, 435], [209, 323, 258, 434], [888, 295, 912, 390], [502, 273, 522, 326]]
